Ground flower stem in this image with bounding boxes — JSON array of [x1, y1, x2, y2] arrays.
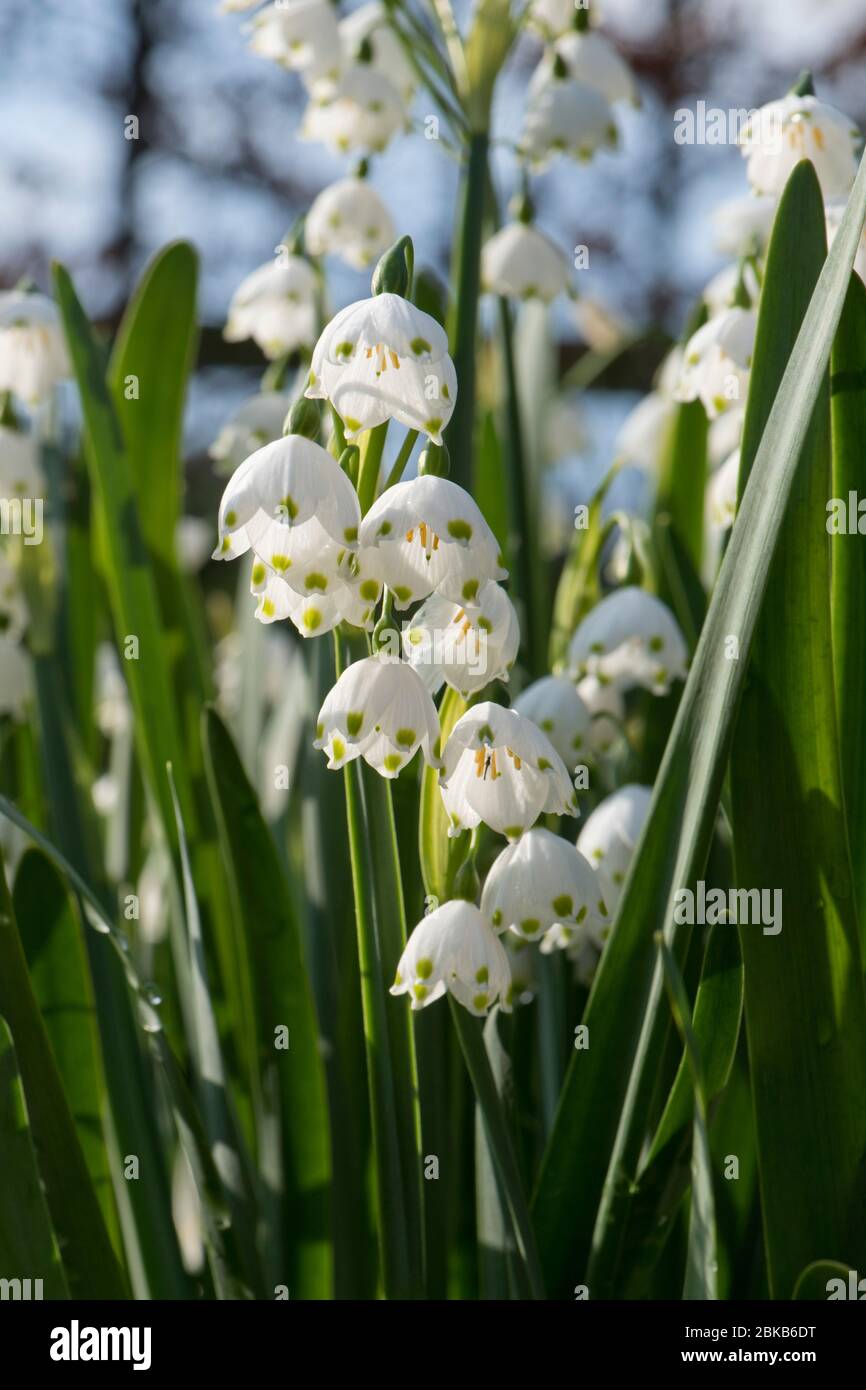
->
[[357, 422, 389, 514], [446, 131, 489, 493], [498, 295, 547, 676], [448, 997, 545, 1297], [334, 633, 424, 1297], [383, 428, 419, 491]]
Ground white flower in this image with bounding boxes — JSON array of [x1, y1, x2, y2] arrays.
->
[[302, 64, 405, 155], [702, 263, 760, 318], [390, 899, 511, 1016], [0, 634, 31, 718], [707, 406, 745, 470], [247, 1, 340, 78], [306, 291, 457, 443], [439, 701, 577, 840], [209, 393, 290, 476], [359, 475, 506, 609], [711, 193, 777, 257], [520, 73, 616, 169], [252, 544, 383, 637], [614, 391, 676, 473], [224, 259, 317, 359], [337, 2, 415, 104], [707, 447, 740, 532], [0, 553, 27, 641], [0, 291, 70, 403], [531, 30, 637, 107], [740, 94, 859, 200], [568, 586, 688, 694], [481, 222, 570, 302], [95, 642, 131, 737], [305, 177, 396, 271], [315, 653, 440, 777], [675, 306, 756, 420], [213, 437, 361, 607], [0, 425, 44, 496], [512, 675, 591, 770], [403, 581, 519, 697], [576, 783, 652, 916], [481, 827, 608, 944], [826, 197, 866, 285], [574, 673, 623, 757], [175, 517, 214, 574]]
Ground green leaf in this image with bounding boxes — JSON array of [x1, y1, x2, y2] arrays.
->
[[658, 939, 717, 1300], [0, 843, 125, 1298], [731, 164, 866, 1297], [0, 1017, 69, 1299], [108, 241, 198, 568], [532, 153, 866, 1297], [830, 272, 866, 938], [13, 849, 118, 1248], [202, 708, 333, 1299]]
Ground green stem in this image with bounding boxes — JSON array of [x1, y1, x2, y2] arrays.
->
[[357, 422, 389, 514], [334, 633, 421, 1297], [384, 429, 420, 492], [446, 131, 489, 493], [448, 998, 545, 1298], [498, 296, 546, 675]]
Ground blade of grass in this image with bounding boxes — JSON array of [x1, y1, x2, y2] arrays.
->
[[730, 164, 866, 1297], [202, 708, 333, 1299], [0, 1017, 69, 1299], [532, 153, 866, 1297]]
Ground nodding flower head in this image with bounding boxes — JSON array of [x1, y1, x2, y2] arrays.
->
[[314, 653, 441, 779], [512, 675, 591, 771], [223, 258, 318, 359], [402, 581, 519, 698], [359, 475, 506, 610], [481, 222, 571, 303], [740, 93, 859, 200], [306, 291, 457, 443], [305, 177, 396, 271], [481, 827, 609, 945], [0, 291, 70, 403], [390, 899, 511, 1017], [675, 306, 756, 421], [576, 783, 653, 918], [439, 701, 577, 840], [568, 586, 688, 695]]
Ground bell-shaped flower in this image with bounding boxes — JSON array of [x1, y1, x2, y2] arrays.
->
[[224, 259, 317, 359], [247, 1, 340, 79], [481, 222, 570, 302], [390, 899, 511, 1016], [614, 391, 676, 473], [568, 586, 688, 695], [0, 425, 44, 498], [674, 306, 756, 420], [576, 782, 652, 917], [359, 475, 506, 609], [252, 543, 383, 637], [306, 292, 457, 443], [0, 553, 27, 642], [0, 291, 70, 403], [531, 30, 637, 107], [576, 674, 625, 758], [439, 701, 577, 840], [305, 177, 396, 270], [0, 634, 31, 718], [512, 675, 591, 770], [213, 435, 361, 585], [302, 64, 405, 155], [711, 193, 777, 258], [707, 447, 740, 533], [209, 393, 290, 476], [520, 71, 617, 170], [403, 581, 519, 697], [481, 827, 608, 943], [740, 94, 859, 199], [315, 653, 440, 777], [337, 2, 416, 104], [702, 263, 761, 319], [707, 405, 745, 470]]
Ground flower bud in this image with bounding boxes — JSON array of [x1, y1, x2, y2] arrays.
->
[[372, 235, 414, 298], [284, 395, 322, 440]]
